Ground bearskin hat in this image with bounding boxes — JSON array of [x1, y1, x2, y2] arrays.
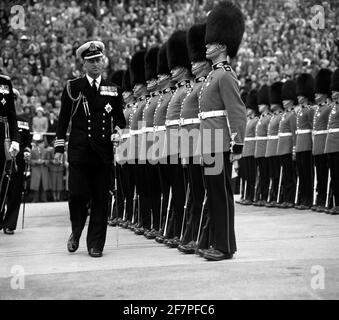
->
[[315, 68, 332, 96], [269, 81, 283, 105], [281, 80, 297, 104], [331, 68, 339, 92], [145, 46, 159, 81], [187, 23, 207, 63], [296, 73, 315, 102], [245, 89, 258, 114], [111, 69, 124, 87], [257, 84, 270, 106], [122, 69, 132, 92], [157, 42, 170, 76], [167, 30, 191, 71], [129, 50, 147, 87], [205, 1, 245, 58]]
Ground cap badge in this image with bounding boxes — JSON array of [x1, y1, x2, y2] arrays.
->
[[1, 98, 6, 105], [89, 43, 97, 51]]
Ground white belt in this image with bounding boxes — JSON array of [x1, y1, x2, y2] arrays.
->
[[180, 118, 200, 126], [130, 129, 143, 135], [268, 135, 278, 140], [244, 137, 256, 141], [142, 127, 154, 133], [278, 132, 293, 137], [198, 110, 227, 120], [256, 136, 268, 141], [328, 128, 339, 133], [154, 125, 166, 132], [165, 119, 181, 126], [313, 130, 328, 135], [121, 133, 130, 139], [296, 129, 312, 134]]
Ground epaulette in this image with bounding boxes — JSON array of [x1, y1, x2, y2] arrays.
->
[[18, 120, 29, 130], [66, 77, 82, 101], [0, 74, 11, 81]]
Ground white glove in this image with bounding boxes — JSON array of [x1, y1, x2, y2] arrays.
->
[[9, 141, 20, 157], [111, 126, 122, 143]]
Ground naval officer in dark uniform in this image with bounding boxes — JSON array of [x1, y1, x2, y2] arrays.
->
[[198, 2, 246, 261], [0, 88, 31, 234], [0, 74, 20, 232], [54, 41, 126, 257]]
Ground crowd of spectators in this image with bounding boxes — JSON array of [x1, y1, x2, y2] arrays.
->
[[0, 0, 338, 200]]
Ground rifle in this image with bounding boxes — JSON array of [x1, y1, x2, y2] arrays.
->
[[163, 187, 172, 238], [196, 189, 207, 244], [294, 176, 300, 205], [277, 165, 283, 204], [180, 183, 190, 242], [313, 166, 317, 206]]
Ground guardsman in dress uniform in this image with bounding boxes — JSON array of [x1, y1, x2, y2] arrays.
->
[[0, 74, 20, 233], [128, 50, 152, 236], [324, 68, 339, 215], [153, 43, 176, 244], [0, 88, 30, 234], [276, 80, 297, 208], [109, 69, 126, 226], [163, 30, 192, 249], [141, 46, 163, 239], [115, 69, 136, 229], [265, 82, 283, 208], [54, 41, 126, 257], [311, 68, 333, 213], [295, 73, 315, 210], [253, 84, 271, 206], [197, 2, 246, 261], [240, 89, 259, 205], [177, 23, 211, 254]]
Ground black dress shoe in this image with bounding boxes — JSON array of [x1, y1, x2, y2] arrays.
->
[[241, 199, 253, 206], [155, 235, 165, 243], [134, 227, 145, 235], [88, 248, 103, 258], [178, 241, 197, 254], [265, 201, 277, 208], [330, 207, 339, 215], [145, 229, 158, 239], [203, 248, 233, 261], [168, 237, 180, 248], [195, 248, 207, 257], [3, 228, 15, 235], [67, 234, 79, 253]]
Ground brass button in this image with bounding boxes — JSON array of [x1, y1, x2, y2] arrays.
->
[[88, 134, 91, 137], [102, 135, 105, 138], [102, 127, 105, 130], [88, 127, 91, 130]]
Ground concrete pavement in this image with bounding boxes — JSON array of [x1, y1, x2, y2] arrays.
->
[[0, 199, 338, 299]]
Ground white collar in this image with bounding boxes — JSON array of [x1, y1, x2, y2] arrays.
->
[[86, 74, 101, 89]]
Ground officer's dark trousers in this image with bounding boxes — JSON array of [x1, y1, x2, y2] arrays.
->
[[145, 161, 161, 230], [296, 151, 313, 206], [68, 163, 111, 252], [328, 152, 339, 207], [242, 155, 256, 201], [182, 159, 205, 245], [157, 163, 170, 232], [255, 157, 269, 202], [314, 154, 329, 207], [166, 155, 186, 239], [1, 168, 25, 230], [204, 152, 236, 255], [280, 153, 296, 203], [267, 156, 280, 202]]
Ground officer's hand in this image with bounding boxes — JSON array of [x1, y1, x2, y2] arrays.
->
[[54, 152, 64, 164], [230, 153, 242, 163], [9, 141, 20, 158]]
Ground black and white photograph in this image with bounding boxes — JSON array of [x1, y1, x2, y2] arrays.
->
[[0, 0, 339, 305]]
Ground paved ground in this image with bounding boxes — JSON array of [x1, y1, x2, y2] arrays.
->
[[0, 198, 338, 300]]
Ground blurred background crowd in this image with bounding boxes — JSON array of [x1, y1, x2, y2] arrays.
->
[[0, 0, 338, 201]]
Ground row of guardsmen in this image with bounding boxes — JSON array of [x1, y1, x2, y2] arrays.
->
[[238, 67, 339, 215], [108, 2, 247, 261]]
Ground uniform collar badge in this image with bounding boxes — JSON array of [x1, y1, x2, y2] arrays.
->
[[105, 103, 112, 113]]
